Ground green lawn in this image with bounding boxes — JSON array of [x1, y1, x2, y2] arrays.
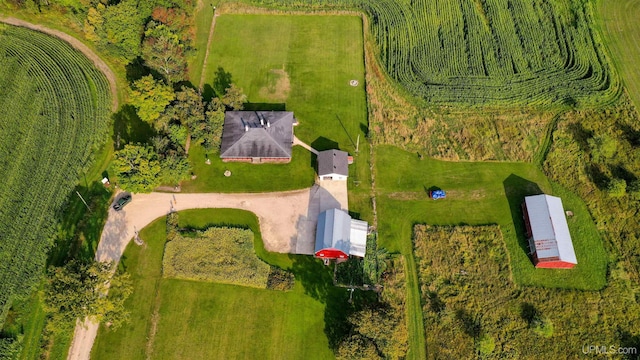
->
[[183, 15, 371, 212], [92, 209, 343, 360], [181, 144, 315, 192], [599, 0, 640, 108], [375, 145, 607, 290]]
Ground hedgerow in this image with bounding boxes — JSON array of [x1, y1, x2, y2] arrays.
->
[[0, 25, 111, 330]]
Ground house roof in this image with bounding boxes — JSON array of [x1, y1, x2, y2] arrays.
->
[[524, 194, 577, 264], [315, 208, 368, 257], [318, 149, 349, 176], [220, 111, 294, 158]]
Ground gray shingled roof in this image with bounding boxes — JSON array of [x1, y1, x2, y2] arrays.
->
[[317, 149, 349, 176], [220, 111, 294, 159]]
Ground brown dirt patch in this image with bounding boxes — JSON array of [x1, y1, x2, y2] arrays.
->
[[259, 68, 290, 102]]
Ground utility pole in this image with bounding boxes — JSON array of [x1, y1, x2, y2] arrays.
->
[[76, 191, 90, 212]]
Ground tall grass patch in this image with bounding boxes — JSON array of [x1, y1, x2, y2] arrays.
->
[[163, 227, 271, 288], [414, 225, 640, 359]]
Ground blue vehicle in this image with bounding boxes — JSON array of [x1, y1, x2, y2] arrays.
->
[[430, 190, 446, 200]]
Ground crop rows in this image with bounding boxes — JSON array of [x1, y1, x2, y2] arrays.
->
[[0, 25, 111, 327], [247, 0, 618, 106]]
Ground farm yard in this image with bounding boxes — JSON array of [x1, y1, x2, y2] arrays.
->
[[91, 209, 339, 360], [0, 24, 111, 334], [183, 14, 371, 201], [1, 0, 640, 358]]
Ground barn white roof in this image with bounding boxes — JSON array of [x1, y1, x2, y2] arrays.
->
[[524, 194, 577, 264]]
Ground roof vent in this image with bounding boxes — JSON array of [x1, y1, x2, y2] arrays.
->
[[245, 124, 249, 132], [267, 120, 271, 128], [260, 117, 264, 126]]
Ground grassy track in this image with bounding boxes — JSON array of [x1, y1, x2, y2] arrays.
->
[[187, 0, 217, 86], [184, 15, 371, 206], [92, 209, 338, 360], [0, 25, 111, 330], [598, 0, 640, 108]]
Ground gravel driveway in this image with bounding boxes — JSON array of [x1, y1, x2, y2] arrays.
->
[[68, 185, 344, 360]]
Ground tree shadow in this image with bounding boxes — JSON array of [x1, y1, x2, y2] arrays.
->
[[48, 181, 113, 266], [202, 84, 216, 103], [455, 308, 481, 338], [243, 102, 286, 111], [586, 163, 610, 190], [311, 137, 339, 152], [616, 122, 640, 147], [212, 66, 232, 98], [566, 122, 593, 153], [610, 164, 638, 184], [502, 174, 543, 259], [112, 105, 156, 150], [125, 57, 162, 83], [520, 302, 540, 326]]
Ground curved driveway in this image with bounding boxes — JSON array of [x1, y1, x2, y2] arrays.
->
[[68, 185, 345, 360]]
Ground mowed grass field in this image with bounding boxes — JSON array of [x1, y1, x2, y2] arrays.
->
[[92, 209, 337, 360], [599, 0, 640, 108], [184, 15, 371, 208], [376, 145, 607, 290]]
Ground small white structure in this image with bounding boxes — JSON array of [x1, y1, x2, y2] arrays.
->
[[317, 149, 349, 181]]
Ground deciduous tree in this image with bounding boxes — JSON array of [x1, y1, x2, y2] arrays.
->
[[142, 21, 187, 83], [45, 261, 132, 333], [129, 75, 175, 125], [111, 144, 162, 193]]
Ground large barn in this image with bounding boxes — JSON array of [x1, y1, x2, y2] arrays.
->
[[317, 149, 349, 181], [220, 111, 296, 163], [522, 194, 577, 269], [315, 208, 367, 263]]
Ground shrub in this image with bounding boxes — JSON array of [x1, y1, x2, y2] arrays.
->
[[266, 267, 294, 291], [608, 178, 627, 198]]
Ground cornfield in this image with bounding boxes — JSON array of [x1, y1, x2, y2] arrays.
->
[[0, 25, 111, 327]]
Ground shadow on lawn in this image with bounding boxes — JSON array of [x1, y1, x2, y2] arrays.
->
[[502, 174, 543, 260], [288, 254, 360, 349], [112, 105, 156, 150]]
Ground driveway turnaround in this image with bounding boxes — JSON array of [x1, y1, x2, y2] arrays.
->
[[67, 185, 344, 360]]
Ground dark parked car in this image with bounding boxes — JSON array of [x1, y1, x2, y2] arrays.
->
[[113, 193, 132, 211]]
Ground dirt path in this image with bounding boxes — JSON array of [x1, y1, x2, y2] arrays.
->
[[199, 11, 219, 90], [0, 17, 119, 111], [67, 187, 341, 360]]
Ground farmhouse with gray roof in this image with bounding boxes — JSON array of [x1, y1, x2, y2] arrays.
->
[[317, 149, 349, 181], [220, 111, 296, 163]]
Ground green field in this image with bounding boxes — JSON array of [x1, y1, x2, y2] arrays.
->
[[414, 225, 640, 359], [376, 145, 607, 290], [92, 209, 344, 360], [244, 0, 618, 106], [0, 25, 111, 330], [599, 0, 640, 108], [183, 15, 371, 200]]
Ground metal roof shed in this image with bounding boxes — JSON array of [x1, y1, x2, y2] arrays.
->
[[315, 209, 368, 261], [523, 194, 577, 269]]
